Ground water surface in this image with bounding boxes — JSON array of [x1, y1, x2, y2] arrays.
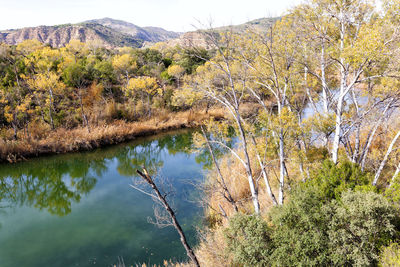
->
[[0, 130, 210, 266]]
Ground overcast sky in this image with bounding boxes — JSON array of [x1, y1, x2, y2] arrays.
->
[[0, 0, 302, 32]]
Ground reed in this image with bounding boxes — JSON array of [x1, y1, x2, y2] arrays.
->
[[0, 108, 226, 163]]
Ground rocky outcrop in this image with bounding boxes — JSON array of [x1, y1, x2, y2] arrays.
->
[[0, 18, 180, 48], [84, 18, 180, 42]]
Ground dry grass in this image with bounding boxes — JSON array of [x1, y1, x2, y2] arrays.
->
[[0, 108, 226, 163], [195, 226, 232, 267]]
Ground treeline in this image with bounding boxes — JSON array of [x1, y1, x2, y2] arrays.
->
[[0, 39, 211, 140], [180, 0, 400, 265]]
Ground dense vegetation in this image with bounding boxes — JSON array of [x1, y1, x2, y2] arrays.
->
[[183, 0, 400, 266], [0, 40, 214, 161], [2, 0, 400, 265]]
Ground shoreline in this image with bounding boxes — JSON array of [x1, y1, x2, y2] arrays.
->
[[0, 109, 225, 163]]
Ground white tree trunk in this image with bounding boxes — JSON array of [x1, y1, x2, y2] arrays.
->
[[250, 135, 277, 206], [278, 128, 285, 205], [331, 95, 343, 164], [389, 162, 400, 188], [373, 129, 400, 186], [320, 41, 329, 114], [360, 100, 393, 170], [235, 109, 260, 213]]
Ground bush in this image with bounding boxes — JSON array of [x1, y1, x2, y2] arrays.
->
[[380, 243, 400, 267], [220, 162, 400, 267], [326, 190, 399, 266], [224, 213, 273, 267], [269, 186, 331, 266], [305, 159, 374, 201]]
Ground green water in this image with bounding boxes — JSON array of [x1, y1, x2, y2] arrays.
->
[[0, 130, 212, 266]]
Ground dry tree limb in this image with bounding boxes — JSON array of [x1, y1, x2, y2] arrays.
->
[[135, 168, 200, 267]]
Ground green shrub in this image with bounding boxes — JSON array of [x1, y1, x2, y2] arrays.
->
[[379, 243, 400, 267], [221, 162, 400, 267], [268, 188, 400, 266], [385, 174, 400, 203], [326, 190, 399, 266], [305, 159, 374, 201], [224, 213, 273, 267], [269, 186, 331, 266]]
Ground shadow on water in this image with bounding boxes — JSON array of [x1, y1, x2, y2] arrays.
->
[[0, 129, 224, 267]]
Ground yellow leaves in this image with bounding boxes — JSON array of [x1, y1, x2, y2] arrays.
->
[[192, 131, 207, 149], [343, 23, 386, 66], [4, 105, 13, 123], [274, 107, 299, 130], [125, 76, 159, 96], [25, 72, 65, 93], [375, 77, 400, 97], [167, 65, 185, 78], [65, 40, 86, 55], [25, 46, 63, 73], [112, 54, 137, 74], [304, 113, 336, 136], [16, 39, 43, 55], [171, 86, 204, 107]]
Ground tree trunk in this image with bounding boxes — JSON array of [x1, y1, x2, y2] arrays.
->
[[332, 16, 348, 164], [373, 129, 400, 186], [235, 109, 260, 214], [278, 128, 285, 205], [250, 134, 277, 206], [136, 169, 200, 267], [320, 40, 329, 114], [11, 120, 18, 140], [79, 89, 90, 133], [389, 162, 400, 188], [48, 88, 55, 130], [201, 126, 239, 212], [360, 100, 393, 170]]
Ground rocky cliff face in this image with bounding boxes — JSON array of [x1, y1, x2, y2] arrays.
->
[[0, 17, 277, 49], [86, 18, 180, 42], [0, 18, 179, 48]]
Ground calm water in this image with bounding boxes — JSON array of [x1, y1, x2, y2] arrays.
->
[[0, 130, 212, 266]]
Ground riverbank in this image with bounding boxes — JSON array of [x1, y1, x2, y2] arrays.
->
[[0, 108, 225, 163]]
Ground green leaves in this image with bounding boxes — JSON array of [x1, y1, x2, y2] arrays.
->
[[224, 214, 273, 267]]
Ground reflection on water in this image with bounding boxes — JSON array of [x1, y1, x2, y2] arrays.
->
[[0, 129, 213, 267]]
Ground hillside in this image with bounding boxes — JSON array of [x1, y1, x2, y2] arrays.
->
[[164, 17, 279, 48], [0, 17, 277, 49], [86, 18, 180, 42], [0, 18, 180, 48]]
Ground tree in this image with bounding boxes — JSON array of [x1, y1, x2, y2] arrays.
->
[[167, 64, 185, 88], [224, 213, 273, 267], [25, 72, 65, 129], [62, 61, 91, 131], [112, 53, 137, 87], [190, 30, 261, 213], [134, 168, 200, 267], [125, 76, 160, 117]]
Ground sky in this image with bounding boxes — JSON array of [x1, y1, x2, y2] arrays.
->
[[0, 0, 302, 32]]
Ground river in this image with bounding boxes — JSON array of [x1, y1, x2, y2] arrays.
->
[[0, 129, 212, 266]]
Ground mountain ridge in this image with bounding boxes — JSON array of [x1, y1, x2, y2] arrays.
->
[[0, 17, 278, 49]]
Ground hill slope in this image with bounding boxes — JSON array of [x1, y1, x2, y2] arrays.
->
[[85, 18, 180, 42], [164, 17, 279, 48], [0, 18, 180, 48]]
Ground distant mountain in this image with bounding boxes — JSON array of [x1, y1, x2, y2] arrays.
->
[[85, 18, 180, 42], [164, 17, 279, 48], [216, 17, 279, 33], [0, 17, 278, 49], [0, 18, 180, 48]]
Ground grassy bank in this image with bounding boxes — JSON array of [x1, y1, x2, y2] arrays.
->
[[0, 108, 225, 163]]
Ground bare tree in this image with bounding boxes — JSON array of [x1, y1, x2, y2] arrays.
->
[[132, 168, 200, 267]]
